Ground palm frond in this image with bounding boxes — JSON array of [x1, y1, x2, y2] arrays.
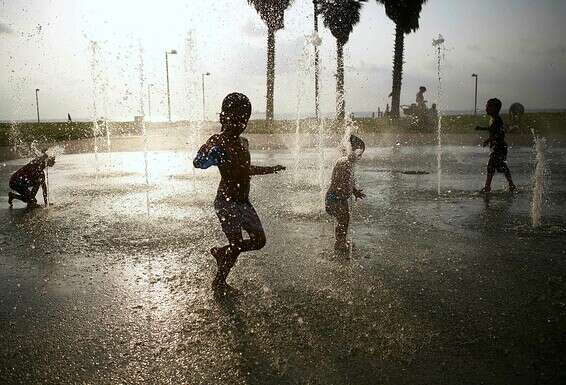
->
[[319, 0, 367, 45], [247, 0, 294, 31], [381, 0, 427, 33]]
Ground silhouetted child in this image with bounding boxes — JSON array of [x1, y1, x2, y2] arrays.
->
[[193, 92, 285, 294], [8, 153, 55, 208], [416, 86, 427, 111], [325, 135, 366, 252], [475, 98, 516, 192]]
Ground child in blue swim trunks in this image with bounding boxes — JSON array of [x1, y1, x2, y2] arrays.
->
[[194, 92, 285, 294], [325, 135, 366, 252]]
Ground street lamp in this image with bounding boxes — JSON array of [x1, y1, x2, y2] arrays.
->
[[165, 49, 177, 122], [202, 72, 210, 122], [35, 88, 40, 123], [472, 73, 478, 115], [147, 83, 153, 122]]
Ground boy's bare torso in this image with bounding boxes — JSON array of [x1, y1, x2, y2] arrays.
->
[[327, 157, 355, 199]]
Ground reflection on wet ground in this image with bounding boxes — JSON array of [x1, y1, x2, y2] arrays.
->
[[0, 145, 565, 384]]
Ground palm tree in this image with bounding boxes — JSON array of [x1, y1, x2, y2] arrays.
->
[[247, 0, 294, 127], [319, 0, 367, 122], [380, 0, 428, 119]]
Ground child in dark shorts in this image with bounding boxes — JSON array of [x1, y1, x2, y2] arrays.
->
[[475, 98, 516, 193], [193, 92, 285, 294], [8, 153, 55, 208], [325, 135, 366, 252]]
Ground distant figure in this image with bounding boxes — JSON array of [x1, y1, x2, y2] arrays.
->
[[8, 153, 56, 208], [193, 92, 285, 294], [475, 98, 516, 193], [67, 113, 72, 123], [508, 102, 525, 130], [385, 103, 390, 118], [325, 135, 366, 252], [429, 103, 438, 124], [416, 86, 427, 111]]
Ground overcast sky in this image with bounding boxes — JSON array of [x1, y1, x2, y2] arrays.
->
[[1, 0, 565, 121]]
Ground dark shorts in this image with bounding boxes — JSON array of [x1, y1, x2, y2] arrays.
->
[[488, 146, 509, 173], [9, 177, 34, 200], [214, 197, 264, 235], [325, 191, 349, 219]]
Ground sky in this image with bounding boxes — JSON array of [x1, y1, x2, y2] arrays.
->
[[1, 0, 565, 121]]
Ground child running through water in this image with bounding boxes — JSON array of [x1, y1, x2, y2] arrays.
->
[[193, 92, 285, 294], [325, 135, 366, 252], [475, 98, 516, 193], [8, 153, 55, 208]]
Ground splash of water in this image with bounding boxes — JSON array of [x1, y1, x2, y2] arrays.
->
[[183, 31, 202, 180], [293, 36, 315, 176], [318, 117, 326, 205], [43, 145, 65, 207], [90, 41, 100, 172], [139, 42, 150, 216], [8, 121, 42, 158], [432, 34, 446, 195], [530, 128, 546, 227], [341, 116, 359, 256]]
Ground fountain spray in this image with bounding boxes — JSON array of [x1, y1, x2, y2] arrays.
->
[[530, 128, 546, 227], [293, 33, 321, 180], [183, 31, 199, 177], [432, 34, 445, 195], [45, 166, 49, 207], [342, 117, 357, 256], [139, 42, 150, 216], [90, 41, 100, 173]]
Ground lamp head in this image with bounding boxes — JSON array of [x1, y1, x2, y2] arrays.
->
[[169, 49, 177, 55]]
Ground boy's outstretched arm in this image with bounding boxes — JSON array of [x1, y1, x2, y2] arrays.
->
[[193, 136, 228, 169], [249, 165, 285, 175]]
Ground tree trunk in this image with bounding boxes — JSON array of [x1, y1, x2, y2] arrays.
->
[[336, 39, 345, 122], [266, 28, 275, 128], [391, 24, 404, 119]]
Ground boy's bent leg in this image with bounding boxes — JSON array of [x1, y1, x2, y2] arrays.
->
[[483, 155, 496, 192], [9, 180, 32, 204], [482, 173, 493, 192], [212, 232, 244, 291], [213, 198, 244, 289], [500, 163, 516, 191], [240, 202, 266, 252], [334, 202, 350, 250]]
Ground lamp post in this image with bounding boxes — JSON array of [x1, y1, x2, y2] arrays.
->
[[35, 88, 40, 123], [313, 0, 320, 122], [472, 73, 478, 115], [147, 83, 153, 122], [165, 49, 177, 122], [201, 72, 210, 122]]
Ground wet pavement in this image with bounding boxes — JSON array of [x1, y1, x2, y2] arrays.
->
[[1, 143, 565, 384]]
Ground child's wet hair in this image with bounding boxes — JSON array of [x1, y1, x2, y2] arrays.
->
[[487, 98, 502, 113], [349, 135, 365, 154], [220, 92, 252, 124]]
